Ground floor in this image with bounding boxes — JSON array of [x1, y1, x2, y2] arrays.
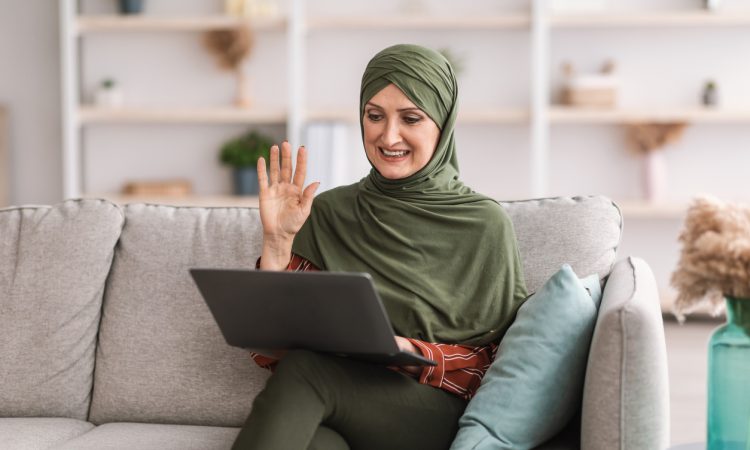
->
[[664, 318, 719, 445]]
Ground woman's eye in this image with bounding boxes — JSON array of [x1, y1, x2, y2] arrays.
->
[[403, 115, 422, 124], [367, 113, 383, 122]]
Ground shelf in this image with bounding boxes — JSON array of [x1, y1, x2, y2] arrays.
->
[[306, 108, 529, 124], [75, 15, 286, 33], [307, 15, 529, 30], [616, 200, 687, 219], [550, 11, 750, 28], [78, 106, 287, 125], [549, 106, 750, 124], [86, 194, 260, 208]]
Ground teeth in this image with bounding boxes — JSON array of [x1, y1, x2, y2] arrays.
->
[[382, 148, 408, 157]]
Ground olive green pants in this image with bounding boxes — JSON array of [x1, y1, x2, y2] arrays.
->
[[232, 350, 467, 450]]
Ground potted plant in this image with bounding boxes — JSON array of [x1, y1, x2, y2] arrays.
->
[[219, 130, 274, 195]]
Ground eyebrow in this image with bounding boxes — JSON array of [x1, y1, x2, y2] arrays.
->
[[365, 102, 421, 113]]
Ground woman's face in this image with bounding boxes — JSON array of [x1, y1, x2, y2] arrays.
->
[[363, 83, 441, 180]]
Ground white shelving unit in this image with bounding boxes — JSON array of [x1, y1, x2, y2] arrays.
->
[[60, 0, 301, 204], [59, 1, 750, 212]]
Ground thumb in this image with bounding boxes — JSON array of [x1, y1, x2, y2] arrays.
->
[[301, 182, 320, 213]]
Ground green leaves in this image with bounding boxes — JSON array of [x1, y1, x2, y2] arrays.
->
[[219, 130, 274, 168]]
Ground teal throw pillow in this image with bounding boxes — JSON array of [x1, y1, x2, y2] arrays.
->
[[450, 264, 602, 450]]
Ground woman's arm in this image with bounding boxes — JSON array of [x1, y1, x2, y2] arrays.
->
[[399, 339, 498, 401]]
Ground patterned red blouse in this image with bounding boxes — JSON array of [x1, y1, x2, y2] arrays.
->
[[250, 254, 497, 401]]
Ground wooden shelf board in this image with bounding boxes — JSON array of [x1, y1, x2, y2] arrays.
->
[[550, 11, 750, 28], [76, 15, 286, 33], [306, 108, 529, 124], [307, 15, 529, 30], [86, 193, 260, 207], [78, 106, 287, 124], [549, 106, 750, 124], [616, 200, 687, 219]]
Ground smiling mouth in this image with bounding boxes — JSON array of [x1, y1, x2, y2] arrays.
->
[[379, 147, 410, 158]]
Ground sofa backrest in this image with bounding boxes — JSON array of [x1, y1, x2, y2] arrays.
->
[[500, 196, 622, 292], [88, 204, 269, 427], [87, 195, 621, 427], [0, 199, 123, 420]]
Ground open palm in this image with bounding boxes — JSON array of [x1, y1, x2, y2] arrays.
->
[[258, 141, 319, 240]]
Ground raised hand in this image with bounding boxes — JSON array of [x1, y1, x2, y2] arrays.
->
[[258, 141, 319, 270]]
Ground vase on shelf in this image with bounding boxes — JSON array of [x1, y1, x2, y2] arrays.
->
[[643, 150, 666, 202], [118, 0, 144, 15], [233, 167, 259, 196], [707, 296, 750, 450]]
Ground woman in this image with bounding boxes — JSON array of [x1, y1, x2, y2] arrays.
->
[[232, 44, 527, 450]]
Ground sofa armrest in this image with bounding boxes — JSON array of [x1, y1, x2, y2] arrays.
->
[[581, 257, 670, 450]]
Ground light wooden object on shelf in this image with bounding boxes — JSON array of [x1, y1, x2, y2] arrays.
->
[[0, 107, 7, 206], [122, 179, 193, 197], [76, 15, 287, 33]]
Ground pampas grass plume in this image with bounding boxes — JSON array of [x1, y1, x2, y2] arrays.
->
[[671, 195, 750, 321]]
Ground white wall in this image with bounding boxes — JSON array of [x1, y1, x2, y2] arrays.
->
[[2, 0, 750, 303], [0, 0, 63, 205]]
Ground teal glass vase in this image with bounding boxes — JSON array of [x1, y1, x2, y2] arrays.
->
[[707, 296, 750, 450]]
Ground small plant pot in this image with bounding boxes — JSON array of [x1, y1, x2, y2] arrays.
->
[[119, 0, 145, 15], [233, 167, 259, 196]]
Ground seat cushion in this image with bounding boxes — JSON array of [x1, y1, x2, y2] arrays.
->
[[89, 205, 270, 427], [0, 199, 124, 419], [500, 195, 622, 292], [55, 423, 239, 450], [0, 417, 95, 450]]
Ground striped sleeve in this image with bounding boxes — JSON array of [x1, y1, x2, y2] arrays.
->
[[249, 253, 320, 370], [407, 339, 498, 401]]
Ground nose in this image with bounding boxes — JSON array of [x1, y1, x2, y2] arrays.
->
[[381, 118, 402, 147]]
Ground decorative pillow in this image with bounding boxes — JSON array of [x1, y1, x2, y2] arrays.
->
[[450, 264, 602, 450]]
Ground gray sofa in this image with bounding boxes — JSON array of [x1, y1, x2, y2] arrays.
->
[[0, 196, 670, 450]]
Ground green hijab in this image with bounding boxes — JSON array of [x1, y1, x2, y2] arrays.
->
[[292, 44, 527, 346]]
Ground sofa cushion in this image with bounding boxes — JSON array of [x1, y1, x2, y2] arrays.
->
[[0, 416, 95, 449], [581, 257, 670, 450], [500, 196, 622, 292], [55, 422, 239, 450], [89, 205, 269, 427], [0, 199, 124, 420], [451, 266, 602, 450]]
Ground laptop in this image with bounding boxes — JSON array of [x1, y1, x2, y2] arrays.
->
[[189, 269, 436, 367]]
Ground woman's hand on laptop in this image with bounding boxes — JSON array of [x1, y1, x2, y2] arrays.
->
[[395, 336, 421, 375], [258, 142, 320, 271]]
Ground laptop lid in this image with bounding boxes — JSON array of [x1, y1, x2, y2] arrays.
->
[[189, 269, 436, 367]]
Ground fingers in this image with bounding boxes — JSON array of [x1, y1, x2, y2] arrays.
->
[[292, 146, 307, 189], [257, 157, 268, 194], [280, 141, 293, 183], [301, 181, 320, 214], [269, 145, 280, 185]]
